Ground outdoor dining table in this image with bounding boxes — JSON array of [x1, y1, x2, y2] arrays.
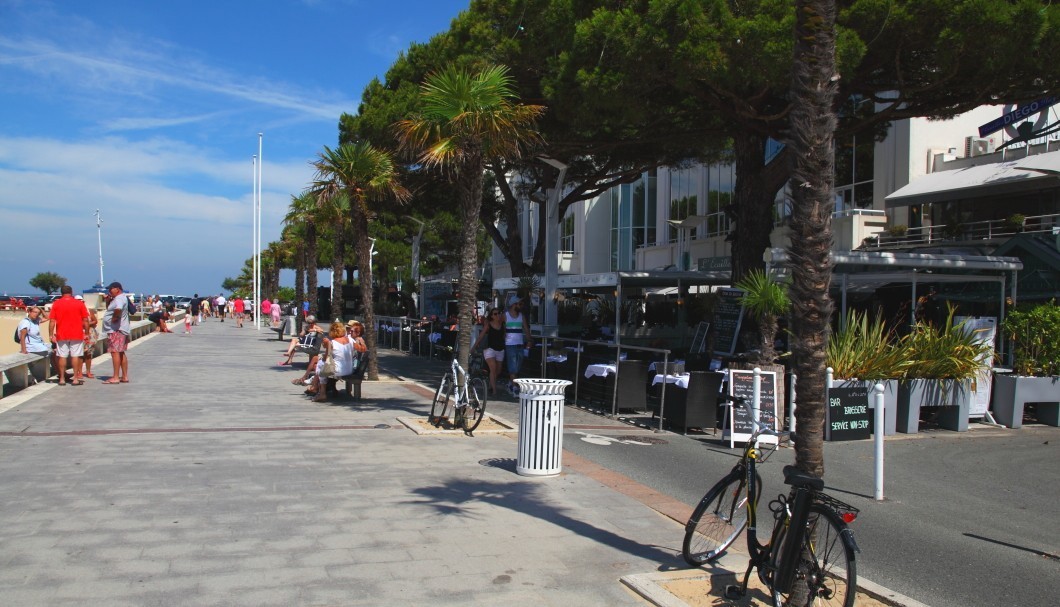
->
[[652, 372, 691, 389], [584, 363, 617, 378]]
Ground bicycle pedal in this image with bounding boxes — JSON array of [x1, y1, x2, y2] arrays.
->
[[723, 585, 745, 600]]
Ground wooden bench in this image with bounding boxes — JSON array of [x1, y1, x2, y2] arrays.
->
[[0, 353, 50, 399], [337, 355, 370, 400]]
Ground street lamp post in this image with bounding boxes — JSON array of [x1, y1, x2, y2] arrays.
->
[[94, 209, 104, 287], [538, 157, 568, 337], [404, 216, 426, 316]]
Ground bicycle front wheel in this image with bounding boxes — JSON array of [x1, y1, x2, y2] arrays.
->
[[683, 472, 750, 566], [430, 373, 454, 427], [461, 377, 488, 433], [770, 504, 856, 607]]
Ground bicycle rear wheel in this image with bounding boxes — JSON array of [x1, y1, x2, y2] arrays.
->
[[770, 504, 856, 607], [683, 472, 751, 566], [430, 373, 454, 427], [461, 377, 488, 433]]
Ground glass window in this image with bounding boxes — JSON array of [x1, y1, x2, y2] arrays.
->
[[560, 209, 574, 253]]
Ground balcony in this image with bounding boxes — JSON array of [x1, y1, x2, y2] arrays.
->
[[861, 213, 1060, 250]]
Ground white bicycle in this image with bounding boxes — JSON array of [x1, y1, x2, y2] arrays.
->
[[430, 355, 488, 434]]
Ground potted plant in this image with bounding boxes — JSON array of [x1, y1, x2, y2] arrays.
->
[[994, 301, 1060, 428], [896, 306, 993, 432], [735, 270, 790, 365], [1004, 213, 1026, 233], [886, 224, 908, 238], [827, 310, 910, 435]]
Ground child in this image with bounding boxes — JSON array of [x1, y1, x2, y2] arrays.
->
[[184, 308, 192, 335]]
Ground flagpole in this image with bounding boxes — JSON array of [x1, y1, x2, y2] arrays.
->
[[256, 132, 263, 331], [94, 209, 104, 286]]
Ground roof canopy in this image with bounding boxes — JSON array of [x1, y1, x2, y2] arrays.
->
[[885, 150, 1060, 208]]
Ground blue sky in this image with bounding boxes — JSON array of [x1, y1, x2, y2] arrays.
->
[[0, 0, 469, 296]]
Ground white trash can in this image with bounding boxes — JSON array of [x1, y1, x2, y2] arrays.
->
[[514, 378, 572, 477]]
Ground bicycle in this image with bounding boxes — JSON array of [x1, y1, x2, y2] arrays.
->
[[430, 354, 488, 434], [682, 396, 860, 607]]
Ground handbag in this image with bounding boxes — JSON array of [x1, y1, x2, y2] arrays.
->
[[321, 357, 336, 378]]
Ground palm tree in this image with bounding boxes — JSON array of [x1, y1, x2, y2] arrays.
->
[[395, 64, 544, 375], [311, 141, 409, 381], [280, 223, 306, 320], [788, 0, 838, 482], [313, 191, 352, 321], [285, 192, 320, 318]]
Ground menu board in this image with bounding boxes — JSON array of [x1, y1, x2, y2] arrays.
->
[[712, 288, 746, 356], [825, 387, 872, 441], [726, 369, 778, 447]]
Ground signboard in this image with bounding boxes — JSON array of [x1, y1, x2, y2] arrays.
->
[[712, 288, 746, 356], [825, 387, 872, 441], [697, 256, 732, 272], [726, 369, 779, 447], [956, 316, 997, 418], [978, 97, 1057, 137], [422, 281, 451, 319]]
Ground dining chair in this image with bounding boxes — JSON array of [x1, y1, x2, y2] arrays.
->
[[668, 371, 724, 435]]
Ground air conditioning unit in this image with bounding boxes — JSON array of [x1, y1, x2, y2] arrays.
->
[[965, 136, 997, 157]]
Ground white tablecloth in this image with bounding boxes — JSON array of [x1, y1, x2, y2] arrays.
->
[[584, 363, 617, 379], [652, 373, 690, 389], [546, 355, 568, 363]]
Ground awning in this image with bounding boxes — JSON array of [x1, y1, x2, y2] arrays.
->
[[885, 151, 1060, 208]]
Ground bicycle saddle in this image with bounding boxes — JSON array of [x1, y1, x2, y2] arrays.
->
[[782, 465, 825, 491]]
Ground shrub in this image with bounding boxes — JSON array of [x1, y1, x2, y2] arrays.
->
[[1001, 300, 1060, 376], [828, 310, 909, 380], [900, 305, 992, 379]]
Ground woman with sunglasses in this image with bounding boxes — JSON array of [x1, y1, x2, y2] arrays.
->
[[472, 308, 506, 395]]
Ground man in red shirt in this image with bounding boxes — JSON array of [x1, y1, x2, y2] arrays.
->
[[48, 285, 90, 385], [232, 295, 245, 328]]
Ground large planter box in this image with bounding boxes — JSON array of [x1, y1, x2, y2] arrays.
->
[[990, 375, 1060, 429], [831, 379, 898, 436], [897, 379, 973, 433]]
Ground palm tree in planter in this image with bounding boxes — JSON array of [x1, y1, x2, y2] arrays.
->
[[994, 301, 1060, 428], [827, 309, 911, 435], [896, 306, 992, 433]]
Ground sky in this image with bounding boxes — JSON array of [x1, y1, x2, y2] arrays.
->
[[0, 0, 470, 296]]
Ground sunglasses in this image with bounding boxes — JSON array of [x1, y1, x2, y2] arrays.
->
[[490, 311, 500, 316]]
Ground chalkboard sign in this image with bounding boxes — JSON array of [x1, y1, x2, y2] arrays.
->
[[726, 369, 779, 446], [712, 288, 745, 356], [825, 387, 872, 441]]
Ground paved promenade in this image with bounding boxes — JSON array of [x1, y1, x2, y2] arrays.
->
[[0, 320, 698, 606]]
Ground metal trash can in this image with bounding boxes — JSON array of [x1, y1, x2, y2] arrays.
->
[[285, 315, 298, 338], [514, 378, 572, 477]]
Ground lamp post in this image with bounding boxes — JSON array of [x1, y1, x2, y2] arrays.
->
[[538, 156, 568, 337], [252, 154, 258, 329], [255, 133, 263, 332], [94, 209, 104, 287], [405, 216, 426, 316]]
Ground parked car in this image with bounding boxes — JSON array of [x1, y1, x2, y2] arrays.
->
[[175, 297, 193, 310]]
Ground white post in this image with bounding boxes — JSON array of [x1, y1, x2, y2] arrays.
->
[[538, 157, 568, 337], [256, 133, 263, 331], [94, 209, 104, 286], [874, 382, 886, 501], [252, 155, 258, 329], [752, 367, 762, 445], [788, 372, 797, 445]]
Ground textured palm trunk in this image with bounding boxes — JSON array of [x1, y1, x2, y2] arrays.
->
[[456, 152, 485, 383], [788, 3, 838, 604], [789, 0, 837, 479], [306, 222, 319, 317], [353, 209, 378, 381]]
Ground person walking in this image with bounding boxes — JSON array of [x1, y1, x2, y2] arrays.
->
[[232, 295, 245, 328], [472, 307, 506, 395], [189, 294, 202, 326], [269, 298, 282, 327], [101, 281, 131, 384], [47, 285, 90, 386], [503, 297, 532, 395], [215, 294, 226, 322]]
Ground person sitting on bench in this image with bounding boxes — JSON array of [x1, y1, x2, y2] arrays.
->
[[279, 315, 323, 367]]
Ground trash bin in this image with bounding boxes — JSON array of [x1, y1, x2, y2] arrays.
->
[[514, 378, 572, 477], [284, 315, 298, 338]]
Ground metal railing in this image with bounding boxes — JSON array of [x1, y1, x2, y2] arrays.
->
[[864, 213, 1060, 249]]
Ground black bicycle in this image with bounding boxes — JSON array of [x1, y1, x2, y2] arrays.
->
[[682, 396, 860, 607]]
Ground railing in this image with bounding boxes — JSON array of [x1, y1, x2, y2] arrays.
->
[[863, 213, 1060, 249]]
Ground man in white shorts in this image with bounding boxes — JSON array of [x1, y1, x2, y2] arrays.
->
[[47, 285, 90, 386]]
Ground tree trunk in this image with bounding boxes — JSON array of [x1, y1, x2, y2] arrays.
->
[[294, 247, 305, 332], [789, 0, 838, 480], [456, 152, 486, 381], [730, 134, 792, 283], [354, 210, 379, 381], [331, 226, 346, 321], [306, 222, 319, 317]]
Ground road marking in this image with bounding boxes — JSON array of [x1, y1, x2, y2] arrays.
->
[[574, 431, 652, 446]]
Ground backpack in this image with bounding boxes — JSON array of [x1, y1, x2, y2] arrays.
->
[[13, 325, 21, 344], [127, 296, 137, 315]]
